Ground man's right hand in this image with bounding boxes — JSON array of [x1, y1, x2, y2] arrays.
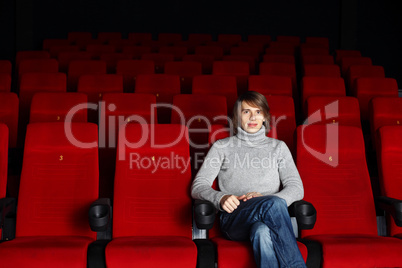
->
[[220, 194, 246, 213]]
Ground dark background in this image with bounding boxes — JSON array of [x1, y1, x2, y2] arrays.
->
[[0, 0, 401, 86]]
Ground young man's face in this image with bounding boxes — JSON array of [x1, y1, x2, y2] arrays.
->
[[240, 101, 265, 134]]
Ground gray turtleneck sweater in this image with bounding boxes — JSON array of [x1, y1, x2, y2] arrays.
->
[[191, 126, 304, 210]]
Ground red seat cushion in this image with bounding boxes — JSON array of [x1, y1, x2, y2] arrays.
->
[[305, 234, 402, 268], [212, 236, 307, 268], [106, 236, 197, 268], [0, 236, 93, 268]]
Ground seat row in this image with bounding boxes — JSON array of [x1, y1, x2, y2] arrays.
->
[[0, 122, 401, 267]]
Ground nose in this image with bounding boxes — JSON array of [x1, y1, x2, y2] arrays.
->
[[250, 112, 256, 120]]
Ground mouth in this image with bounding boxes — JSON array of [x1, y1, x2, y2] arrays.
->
[[247, 123, 258, 128]]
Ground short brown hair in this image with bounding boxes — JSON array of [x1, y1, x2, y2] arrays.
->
[[232, 91, 271, 134]]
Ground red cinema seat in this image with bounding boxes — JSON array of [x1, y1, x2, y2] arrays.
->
[[135, 74, 180, 124], [67, 60, 107, 91], [158, 33, 182, 45], [122, 46, 152, 59], [230, 46, 260, 59], [116, 60, 155, 92], [248, 75, 293, 97], [192, 75, 237, 116], [16, 51, 50, 70], [237, 41, 265, 54], [306, 96, 361, 128], [42, 39, 70, 51], [222, 55, 257, 75], [269, 41, 297, 50], [265, 47, 295, 56], [183, 54, 215, 74], [303, 64, 341, 77], [335, 49, 361, 65], [376, 126, 402, 238], [0, 60, 12, 75], [18, 59, 59, 79], [141, 53, 175, 73], [299, 46, 328, 57], [276, 36, 300, 45], [108, 39, 137, 52], [263, 54, 295, 64], [0, 74, 11, 92], [0, 122, 100, 268], [301, 77, 346, 114], [127, 32, 152, 44], [105, 124, 201, 267], [100, 52, 133, 73], [348, 65, 385, 95], [340, 56, 372, 77], [247, 34, 271, 46], [57, 51, 93, 73], [301, 55, 334, 65], [97, 32, 122, 43], [30, 92, 88, 123], [19, 73, 67, 139], [213, 61, 249, 95], [369, 96, 402, 149], [218, 34, 242, 45], [171, 94, 227, 175], [0, 93, 18, 148], [164, 61, 202, 94], [159, 46, 188, 60], [259, 62, 297, 96], [0, 124, 7, 198], [297, 124, 402, 268], [49, 45, 80, 58], [73, 38, 103, 51], [85, 44, 116, 59], [99, 93, 157, 198], [188, 33, 212, 44], [195, 46, 224, 60]]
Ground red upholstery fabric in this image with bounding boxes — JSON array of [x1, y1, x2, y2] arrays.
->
[[297, 125, 402, 267], [303, 64, 341, 77], [0, 60, 12, 75], [259, 62, 296, 93], [348, 65, 385, 94], [135, 74, 180, 123], [30, 92, 87, 123], [212, 237, 308, 268], [301, 55, 334, 65], [107, 124, 197, 267], [141, 53, 175, 73], [356, 78, 398, 121], [301, 77, 346, 113], [213, 61, 249, 95], [230, 46, 260, 59], [0, 93, 18, 147], [340, 56, 372, 76], [57, 51, 93, 73], [121, 46, 152, 59], [265, 47, 295, 56], [247, 34, 271, 45], [248, 75, 293, 97], [164, 61, 202, 94], [334, 49, 361, 65], [159, 46, 188, 60], [0, 124, 8, 198], [192, 75, 237, 115], [306, 96, 361, 128], [377, 126, 402, 236], [85, 44, 116, 59], [195, 46, 224, 60], [183, 54, 215, 74], [0, 236, 93, 268], [107, 39, 137, 52], [67, 60, 107, 91], [99, 52, 133, 73], [263, 54, 295, 64], [106, 236, 197, 268], [300, 47, 328, 56], [77, 74, 123, 105], [18, 58, 59, 78], [370, 97, 402, 149], [0, 73, 11, 92], [223, 55, 257, 74], [49, 45, 80, 58], [16, 51, 50, 70], [116, 60, 155, 92]]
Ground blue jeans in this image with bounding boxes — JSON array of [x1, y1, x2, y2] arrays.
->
[[220, 196, 306, 268]]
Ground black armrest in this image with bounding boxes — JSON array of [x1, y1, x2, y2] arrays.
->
[[375, 196, 402, 227], [194, 199, 216, 230], [0, 197, 17, 240], [89, 198, 111, 232], [288, 200, 316, 230]]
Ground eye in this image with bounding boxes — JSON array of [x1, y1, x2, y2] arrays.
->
[[256, 110, 261, 114], [243, 110, 249, 114]]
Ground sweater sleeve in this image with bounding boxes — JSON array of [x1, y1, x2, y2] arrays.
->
[[191, 141, 227, 210], [272, 141, 304, 206]]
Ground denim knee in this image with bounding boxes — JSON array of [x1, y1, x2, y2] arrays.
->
[[250, 221, 272, 243]]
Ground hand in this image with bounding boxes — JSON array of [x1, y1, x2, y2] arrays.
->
[[220, 194, 246, 213], [241, 192, 262, 201]]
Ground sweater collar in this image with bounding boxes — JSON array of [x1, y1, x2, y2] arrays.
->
[[236, 126, 267, 143]]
